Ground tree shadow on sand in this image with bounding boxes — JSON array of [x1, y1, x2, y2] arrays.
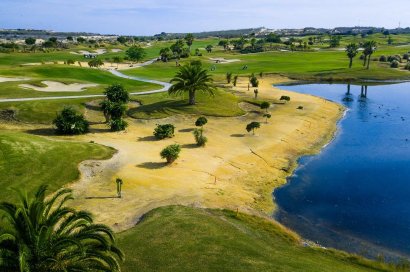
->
[[179, 128, 194, 133], [85, 196, 119, 199], [137, 135, 157, 142], [230, 134, 245, 137], [137, 162, 168, 169], [181, 143, 198, 149]]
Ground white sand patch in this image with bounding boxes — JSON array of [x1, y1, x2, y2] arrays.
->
[[111, 48, 122, 53], [0, 76, 30, 83], [70, 51, 80, 55], [209, 57, 241, 64], [94, 49, 106, 54], [19, 81, 98, 92]]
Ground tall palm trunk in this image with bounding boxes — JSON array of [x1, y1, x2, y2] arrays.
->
[[349, 58, 353, 68], [189, 90, 196, 105], [367, 54, 372, 69], [363, 55, 367, 66]]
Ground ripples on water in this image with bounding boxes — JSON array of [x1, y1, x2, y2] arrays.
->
[[273, 82, 410, 259]]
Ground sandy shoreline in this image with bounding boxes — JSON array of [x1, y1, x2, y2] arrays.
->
[[60, 75, 344, 232]]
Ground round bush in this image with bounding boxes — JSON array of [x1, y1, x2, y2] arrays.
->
[[405, 63, 410, 71], [53, 107, 89, 135], [391, 60, 399, 68], [193, 129, 208, 147], [379, 55, 387, 62], [109, 118, 128, 131], [154, 124, 175, 139], [403, 53, 409, 60], [195, 117, 208, 127], [160, 144, 181, 163]]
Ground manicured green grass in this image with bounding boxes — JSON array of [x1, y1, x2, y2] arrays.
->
[[118, 206, 394, 272], [0, 131, 115, 202], [0, 97, 94, 123], [128, 88, 244, 119], [123, 49, 410, 82], [0, 65, 160, 99]]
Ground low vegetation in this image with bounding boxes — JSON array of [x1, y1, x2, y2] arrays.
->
[[153, 123, 175, 139], [53, 106, 89, 135], [160, 144, 181, 164], [117, 206, 394, 272]]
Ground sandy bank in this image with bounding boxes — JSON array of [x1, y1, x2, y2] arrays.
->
[[19, 81, 98, 92], [65, 75, 343, 232], [0, 76, 30, 83]]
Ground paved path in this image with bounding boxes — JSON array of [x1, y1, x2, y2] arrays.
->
[[0, 66, 170, 103]]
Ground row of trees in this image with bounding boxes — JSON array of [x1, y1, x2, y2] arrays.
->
[[345, 41, 377, 69]]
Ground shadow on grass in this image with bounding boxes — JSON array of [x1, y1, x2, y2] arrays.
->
[[26, 128, 56, 136], [137, 162, 167, 169], [137, 135, 157, 142], [230, 134, 245, 138], [128, 99, 194, 118], [179, 128, 194, 133], [89, 127, 111, 133]]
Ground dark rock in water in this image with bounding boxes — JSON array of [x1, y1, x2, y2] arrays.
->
[[0, 109, 16, 121], [342, 97, 354, 102]]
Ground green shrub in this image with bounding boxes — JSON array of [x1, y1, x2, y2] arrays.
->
[[260, 101, 270, 112], [193, 128, 208, 147], [405, 63, 410, 71], [379, 55, 387, 62], [109, 118, 128, 131], [280, 96, 291, 101], [154, 124, 175, 139], [160, 144, 181, 163], [195, 117, 208, 127], [53, 107, 89, 135], [249, 73, 259, 87], [66, 59, 75, 65], [391, 60, 399, 68], [246, 122, 261, 135], [104, 84, 129, 103], [403, 53, 409, 60]]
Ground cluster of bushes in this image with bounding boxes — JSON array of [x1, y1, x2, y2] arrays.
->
[[157, 117, 209, 164], [100, 84, 129, 131], [379, 53, 410, 68]]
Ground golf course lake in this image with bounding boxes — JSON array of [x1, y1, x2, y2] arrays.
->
[[274, 82, 410, 259]]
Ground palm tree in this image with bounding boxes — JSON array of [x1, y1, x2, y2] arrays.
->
[[169, 62, 216, 105], [363, 41, 377, 69], [0, 185, 124, 271], [345, 43, 359, 68], [184, 33, 194, 51]]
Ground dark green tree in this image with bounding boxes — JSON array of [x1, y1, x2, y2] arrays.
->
[[126, 46, 146, 62], [345, 43, 359, 68], [246, 122, 261, 135], [185, 33, 194, 50], [53, 107, 89, 135]]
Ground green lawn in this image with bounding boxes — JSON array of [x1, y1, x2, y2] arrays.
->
[[118, 206, 395, 272], [129, 88, 244, 119], [0, 131, 115, 202], [0, 65, 160, 99]]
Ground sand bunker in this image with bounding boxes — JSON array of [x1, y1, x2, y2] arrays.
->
[[209, 58, 241, 64], [111, 48, 122, 53], [19, 81, 98, 92], [0, 76, 30, 83]]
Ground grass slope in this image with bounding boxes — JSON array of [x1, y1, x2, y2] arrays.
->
[[118, 206, 394, 272], [128, 88, 244, 119], [0, 131, 115, 202]]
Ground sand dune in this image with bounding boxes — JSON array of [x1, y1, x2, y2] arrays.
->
[[20, 81, 98, 92]]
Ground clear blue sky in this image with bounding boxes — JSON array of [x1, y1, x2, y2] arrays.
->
[[1, 0, 409, 35]]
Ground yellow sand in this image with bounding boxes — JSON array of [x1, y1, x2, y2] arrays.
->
[[63, 75, 344, 232], [19, 81, 98, 92]]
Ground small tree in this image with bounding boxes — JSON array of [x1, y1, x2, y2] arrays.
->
[[263, 113, 271, 123], [88, 59, 104, 68], [260, 101, 270, 113], [246, 122, 261, 135], [280, 95, 291, 102], [25, 37, 36, 45], [345, 43, 359, 68], [66, 59, 75, 65], [249, 73, 259, 87], [53, 107, 89, 135], [195, 116, 208, 128], [185, 33, 194, 50], [109, 118, 128, 131], [154, 124, 175, 139], [206, 45, 213, 53], [160, 144, 181, 164], [233, 75, 238, 87], [116, 178, 123, 198], [226, 72, 233, 84], [193, 128, 207, 147], [104, 84, 129, 103], [126, 45, 146, 62]]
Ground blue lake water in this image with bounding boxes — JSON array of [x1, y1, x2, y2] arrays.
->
[[273, 82, 410, 259]]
